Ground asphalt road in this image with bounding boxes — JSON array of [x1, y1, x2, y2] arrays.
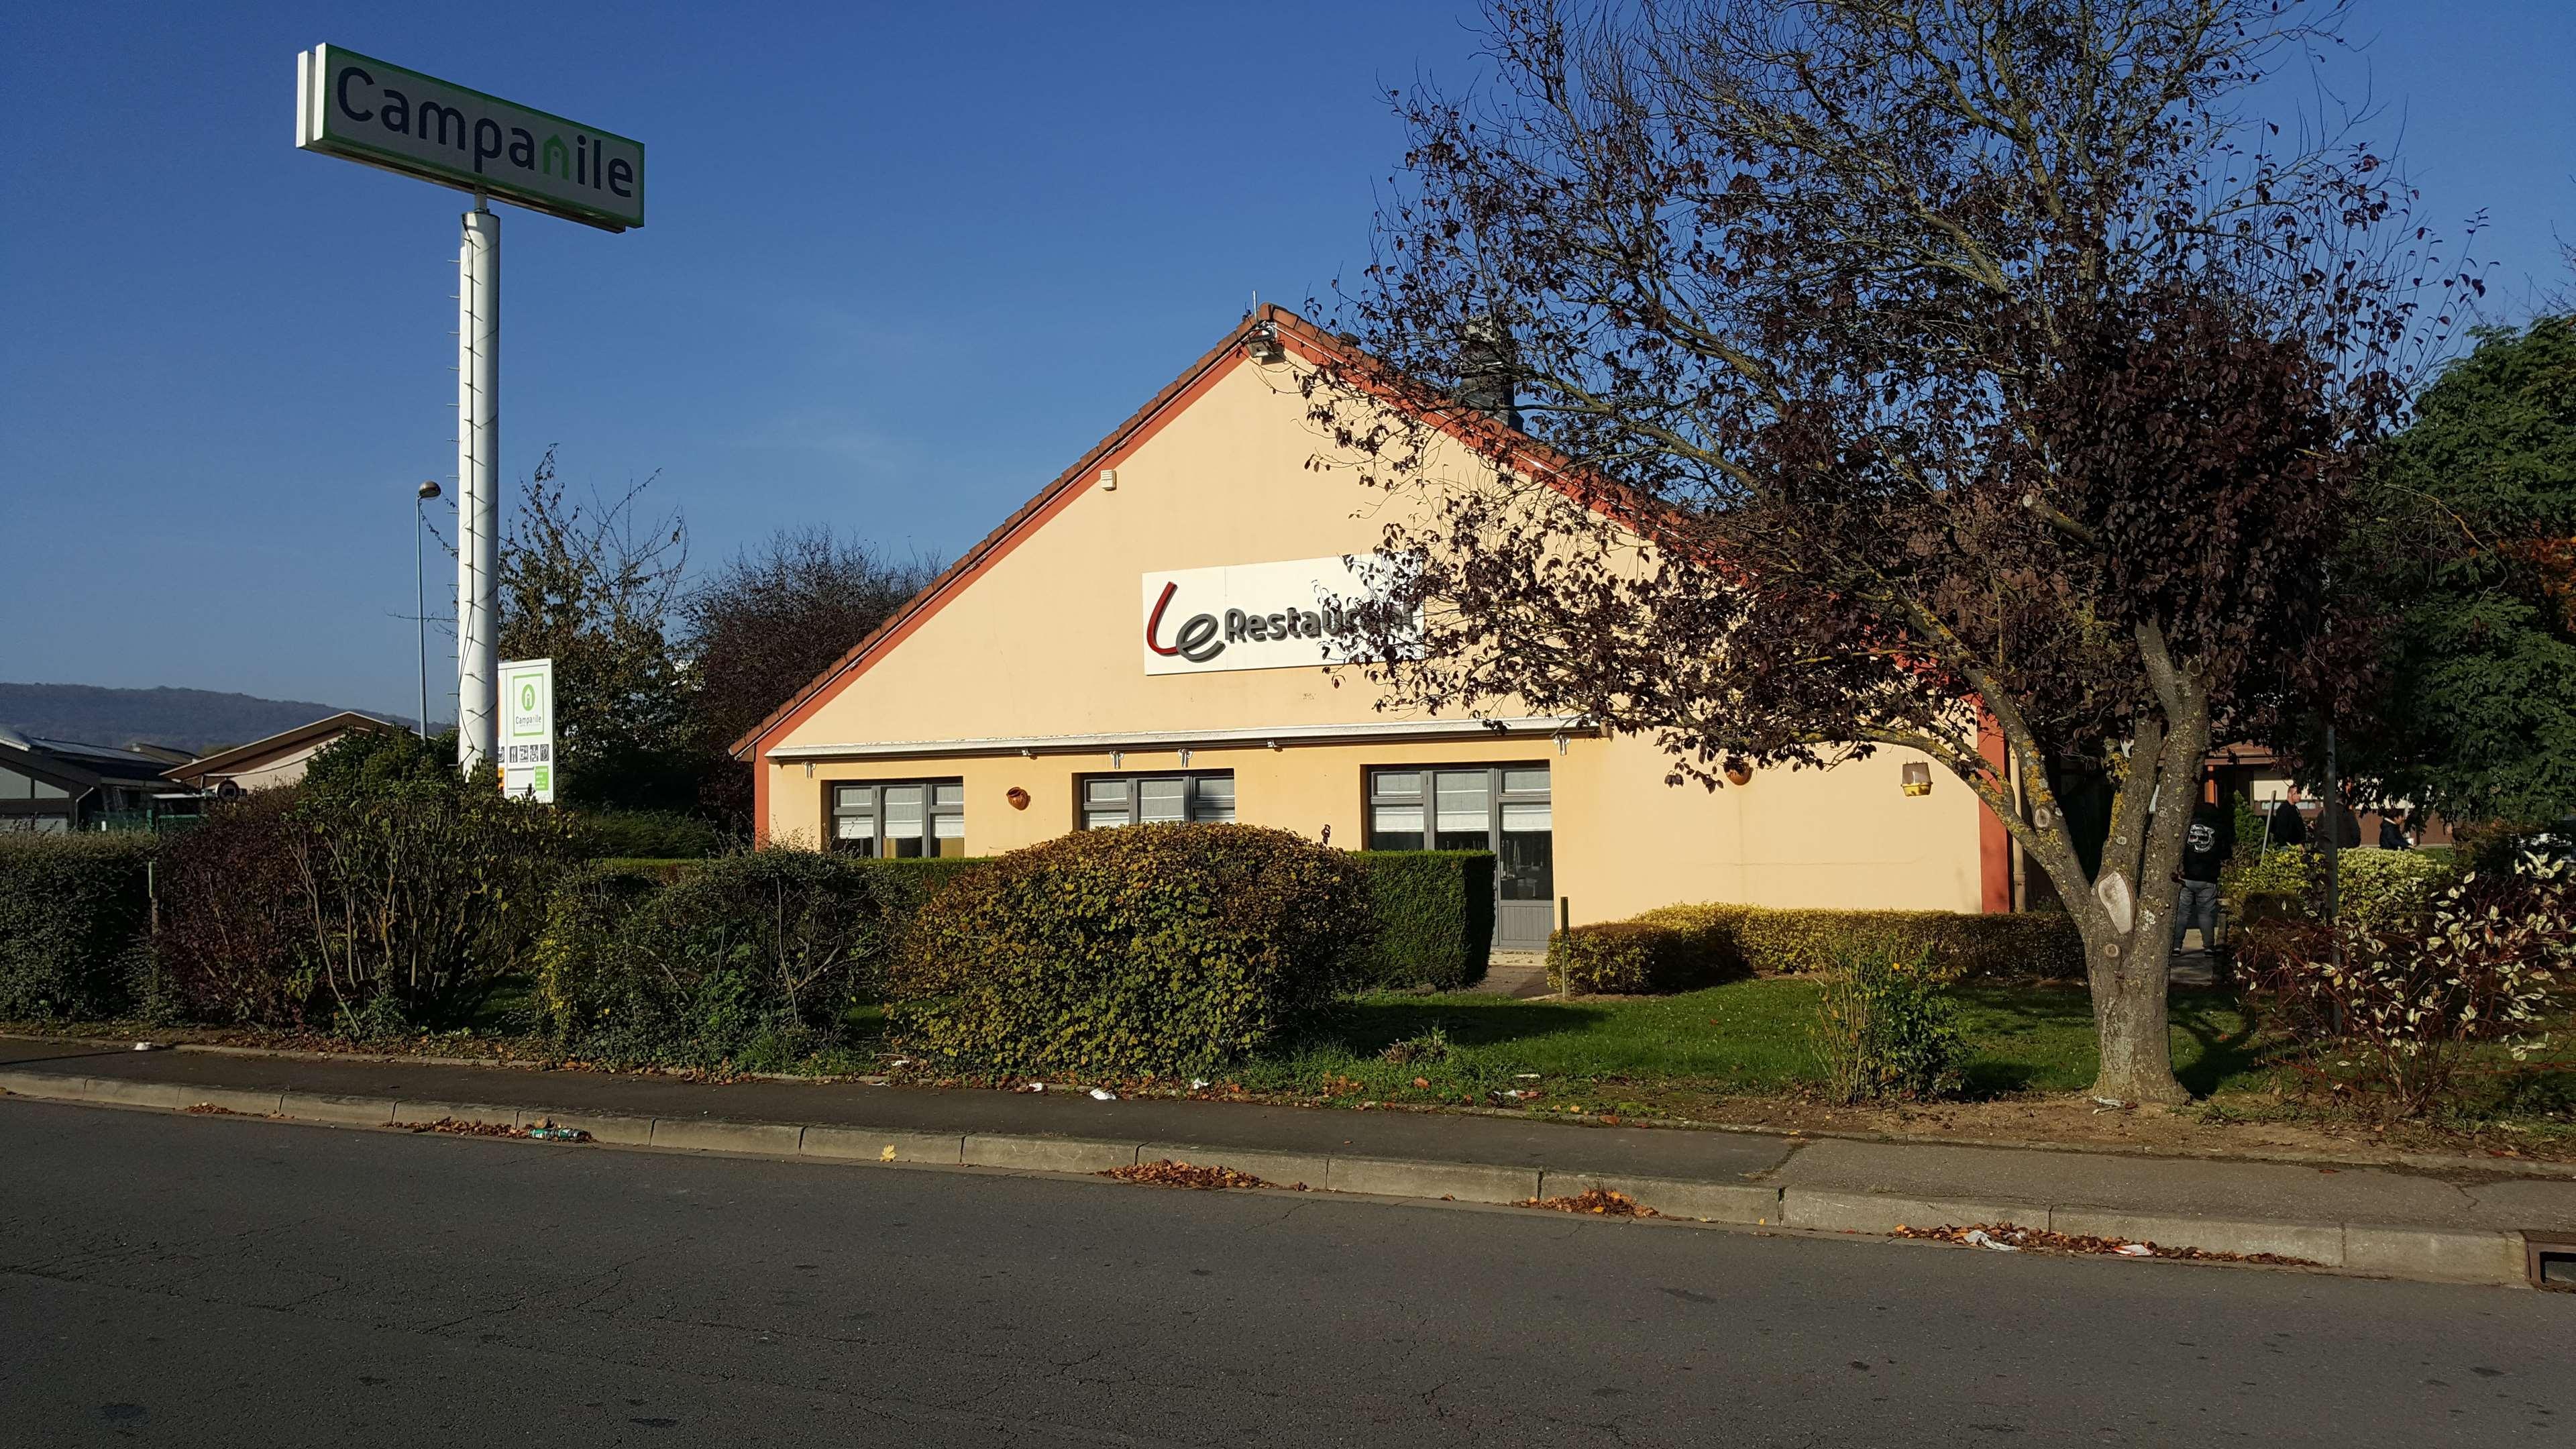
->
[[2, 1101, 2567, 1447]]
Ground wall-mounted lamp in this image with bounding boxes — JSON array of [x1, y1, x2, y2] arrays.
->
[[1242, 319, 1283, 364], [1006, 787, 1030, 811], [1723, 758, 1753, 788], [1097, 468, 1117, 492], [1901, 762, 1933, 798]]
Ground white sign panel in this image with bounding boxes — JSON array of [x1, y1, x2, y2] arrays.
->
[[297, 45, 645, 231], [497, 657, 556, 802], [1140, 555, 1418, 676]]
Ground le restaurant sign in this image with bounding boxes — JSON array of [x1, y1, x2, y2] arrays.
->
[[295, 45, 645, 231], [1139, 555, 1419, 676]]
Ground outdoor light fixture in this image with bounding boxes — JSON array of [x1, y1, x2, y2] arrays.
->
[[1725, 758, 1753, 787], [1006, 787, 1031, 811], [1243, 319, 1283, 363], [1902, 762, 1933, 797], [1097, 468, 1117, 492]]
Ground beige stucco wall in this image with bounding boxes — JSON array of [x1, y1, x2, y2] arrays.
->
[[761, 352, 1985, 917]]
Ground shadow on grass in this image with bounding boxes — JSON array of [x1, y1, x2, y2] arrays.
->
[[1301, 997, 1611, 1055], [2171, 998, 2269, 1096]]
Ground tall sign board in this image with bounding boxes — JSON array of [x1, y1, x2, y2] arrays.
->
[[296, 46, 645, 231], [295, 45, 641, 782], [497, 657, 557, 802]]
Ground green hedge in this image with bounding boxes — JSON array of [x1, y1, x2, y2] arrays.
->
[[1549, 901, 2083, 994], [888, 824, 1368, 1077], [0, 834, 160, 1020], [1346, 851, 1493, 990], [537, 851, 984, 1067], [567, 810, 727, 861], [2222, 845, 2456, 929]]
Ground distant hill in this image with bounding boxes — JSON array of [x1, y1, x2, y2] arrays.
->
[[0, 684, 421, 755]]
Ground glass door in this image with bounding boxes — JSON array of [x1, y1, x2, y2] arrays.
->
[[1366, 764, 1554, 951]]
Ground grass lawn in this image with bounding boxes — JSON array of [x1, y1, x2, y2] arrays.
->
[[1224, 978, 2274, 1115]]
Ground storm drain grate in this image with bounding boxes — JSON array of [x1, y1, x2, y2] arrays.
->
[[2526, 1233, 2576, 1291]]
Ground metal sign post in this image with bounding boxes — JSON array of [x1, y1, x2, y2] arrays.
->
[[294, 44, 643, 780]]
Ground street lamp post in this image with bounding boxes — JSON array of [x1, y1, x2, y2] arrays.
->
[[415, 480, 443, 738]]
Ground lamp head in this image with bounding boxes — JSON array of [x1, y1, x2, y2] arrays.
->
[[417, 480, 443, 500]]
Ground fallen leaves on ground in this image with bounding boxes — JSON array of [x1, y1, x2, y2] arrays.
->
[[1518, 1187, 1659, 1218], [183, 1102, 258, 1116], [1102, 1159, 1299, 1191], [394, 1117, 592, 1142], [1891, 1221, 2320, 1266]]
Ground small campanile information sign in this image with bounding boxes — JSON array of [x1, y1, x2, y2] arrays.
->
[[497, 657, 556, 802]]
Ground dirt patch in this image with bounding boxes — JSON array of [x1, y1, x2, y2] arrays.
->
[[1102, 1160, 1297, 1191], [1518, 1187, 1659, 1217], [395, 1117, 592, 1142], [1892, 1220, 2321, 1267]]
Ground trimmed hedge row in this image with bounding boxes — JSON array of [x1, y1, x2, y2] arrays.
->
[[0, 834, 159, 1020], [537, 853, 981, 1067], [1549, 902, 2083, 994], [1346, 850, 1495, 991]]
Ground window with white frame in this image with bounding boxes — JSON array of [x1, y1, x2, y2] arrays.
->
[[1078, 771, 1236, 829], [829, 780, 966, 857]]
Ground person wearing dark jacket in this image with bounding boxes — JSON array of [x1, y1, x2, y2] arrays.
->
[[2267, 798, 2307, 847], [2377, 814, 2410, 851], [2172, 805, 2233, 955]]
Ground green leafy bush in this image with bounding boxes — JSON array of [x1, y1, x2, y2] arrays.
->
[[2221, 845, 2456, 929], [1345, 851, 1493, 990], [566, 809, 726, 861], [537, 851, 980, 1067], [1548, 902, 2080, 993], [0, 833, 159, 1020], [1811, 951, 1968, 1102], [888, 824, 1368, 1077], [1546, 916, 1731, 994]]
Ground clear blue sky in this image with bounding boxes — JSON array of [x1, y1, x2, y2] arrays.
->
[[3, 1, 2569, 721]]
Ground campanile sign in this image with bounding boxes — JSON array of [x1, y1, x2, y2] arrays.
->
[[295, 44, 642, 784], [296, 46, 645, 231]]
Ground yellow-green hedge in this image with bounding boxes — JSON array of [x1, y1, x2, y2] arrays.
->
[[1548, 902, 2082, 994]]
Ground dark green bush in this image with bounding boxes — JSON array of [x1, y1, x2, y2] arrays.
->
[[888, 824, 1368, 1077], [537, 851, 983, 1067], [154, 731, 576, 1032], [1346, 851, 1493, 989], [567, 809, 727, 861], [1813, 949, 1968, 1102], [0, 833, 159, 1020], [1549, 902, 2082, 994]]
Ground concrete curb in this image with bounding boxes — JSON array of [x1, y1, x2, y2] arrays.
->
[[0, 1068, 2540, 1288]]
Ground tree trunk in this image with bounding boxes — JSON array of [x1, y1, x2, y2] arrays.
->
[[2084, 900, 2189, 1105]]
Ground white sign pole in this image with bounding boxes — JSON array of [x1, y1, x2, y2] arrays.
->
[[456, 203, 500, 778], [294, 43, 642, 782]]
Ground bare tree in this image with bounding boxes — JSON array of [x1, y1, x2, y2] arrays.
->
[[496, 449, 696, 811], [1310, 0, 2473, 1101], [686, 527, 940, 828]]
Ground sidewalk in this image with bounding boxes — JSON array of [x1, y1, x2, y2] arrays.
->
[[3, 1035, 2569, 1289]]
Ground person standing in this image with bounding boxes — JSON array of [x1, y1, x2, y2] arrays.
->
[[2267, 797, 2307, 848], [2377, 812, 2410, 851], [2174, 805, 2232, 956]]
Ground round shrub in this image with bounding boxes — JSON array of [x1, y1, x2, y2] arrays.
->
[[887, 824, 1369, 1077]]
